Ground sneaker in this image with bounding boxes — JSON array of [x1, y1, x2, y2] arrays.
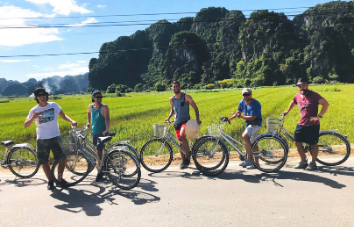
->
[[95, 172, 104, 182], [58, 179, 69, 188], [247, 165, 257, 170], [47, 180, 55, 190], [306, 162, 318, 171], [180, 159, 190, 169], [295, 161, 308, 169], [239, 159, 253, 167]]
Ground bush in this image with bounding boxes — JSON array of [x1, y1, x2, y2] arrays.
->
[[204, 84, 215, 89], [218, 79, 234, 88], [116, 84, 129, 93], [115, 90, 126, 97], [106, 83, 117, 93], [312, 76, 325, 84], [0, 99, 9, 103], [134, 83, 143, 92], [154, 82, 167, 91], [50, 95, 62, 100]]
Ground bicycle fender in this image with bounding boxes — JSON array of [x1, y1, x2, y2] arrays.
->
[[12, 143, 31, 148]]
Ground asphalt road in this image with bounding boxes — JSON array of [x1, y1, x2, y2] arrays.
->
[[1, 158, 354, 227]]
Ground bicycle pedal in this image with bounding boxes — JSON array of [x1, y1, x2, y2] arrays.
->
[[1, 164, 8, 168]]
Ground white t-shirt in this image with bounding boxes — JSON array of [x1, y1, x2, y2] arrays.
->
[[26, 102, 62, 140]]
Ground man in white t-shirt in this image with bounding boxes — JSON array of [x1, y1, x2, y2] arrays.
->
[[24, 88, 77, 190]]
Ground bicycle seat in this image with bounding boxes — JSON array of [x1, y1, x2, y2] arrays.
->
[[1, 140, 14, 147], [98, 136, 113, 144], [107, 132, 116, 137]]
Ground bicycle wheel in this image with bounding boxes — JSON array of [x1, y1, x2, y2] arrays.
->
[[140, 138, 173, 173], [105, 149, 141, 190], [7, 147, 39, 178], [312, 131, 351, 166], [252, 135, 288, 173], [51, 153, 92, 188], [192, 136, 229, 176]]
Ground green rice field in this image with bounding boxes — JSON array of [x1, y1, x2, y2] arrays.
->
[[0, 84, 352, 155]]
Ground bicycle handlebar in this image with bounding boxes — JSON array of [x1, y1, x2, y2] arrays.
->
[[219, 117, 231, 124]]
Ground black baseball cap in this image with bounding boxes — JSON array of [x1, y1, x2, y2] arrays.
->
[[297, 78, 309, 85], [92, 91, 101, 102], [33, 87, 48, 96]]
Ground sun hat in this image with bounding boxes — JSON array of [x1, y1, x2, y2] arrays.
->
[[34, 87, 48, 96], [185, 120, 200, 139], [242, 88, 252, 95], [296, 78, 309, 85]]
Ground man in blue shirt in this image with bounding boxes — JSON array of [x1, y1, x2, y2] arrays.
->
[[226, 88, 262, 167]]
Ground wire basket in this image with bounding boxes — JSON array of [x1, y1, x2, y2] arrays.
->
[[59, 130, 78, 155], [208, 123, 224, 137], [267, 117, 280, 134], [153, 124, 167, 137]]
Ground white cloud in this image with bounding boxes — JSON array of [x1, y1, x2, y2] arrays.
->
[[43, 66, 54, 71], [33, 65, 40, 67], [67, 29, 71, 32], [26, 67, 88, 78], [0, 6, 62, 46], [67, 17, 97, 27], [97, 5, 106, 8], [0, 59, 30, 63], [59, 63, 79, 69], [77, 60, 86, 63], [26, 0, 92, 15]]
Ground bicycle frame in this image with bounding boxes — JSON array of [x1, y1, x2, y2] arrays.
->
[[214, 121, 246, 157], [0, 143, 34, 166]]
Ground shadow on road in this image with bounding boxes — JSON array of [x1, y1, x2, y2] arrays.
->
[[0, 177, 46, 188], [50, 178, 161, 216], [317, 166, 354, 177]]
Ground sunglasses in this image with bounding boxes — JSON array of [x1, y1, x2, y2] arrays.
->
[[94, 96, 103, 98], [243, 93, 251, 96], [36, 93, 47, 97]]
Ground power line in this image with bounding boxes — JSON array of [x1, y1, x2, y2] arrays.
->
[[0, 11, 352, 29]]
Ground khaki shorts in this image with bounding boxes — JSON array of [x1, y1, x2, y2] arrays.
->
[[243, 125, 261, 143]]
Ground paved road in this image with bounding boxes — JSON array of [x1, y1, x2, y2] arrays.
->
[[1, 158, 354, 227]]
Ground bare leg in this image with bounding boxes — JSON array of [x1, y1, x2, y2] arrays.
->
[[242, 133, 252, 160], [295, 141, 307, 162], [179, 127, 190, 160], [310, 144, 319, 163], [97, 150, 102, 165], [252, 144, 259, 164], [57, 158, 67, 181], [42, 162, 51, 180]]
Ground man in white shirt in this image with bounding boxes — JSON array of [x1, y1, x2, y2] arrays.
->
[[24, 88, 77, 190]]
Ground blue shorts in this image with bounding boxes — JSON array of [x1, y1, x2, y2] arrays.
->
[[92, 133, 104, 151], [294, 124, 320, 145]]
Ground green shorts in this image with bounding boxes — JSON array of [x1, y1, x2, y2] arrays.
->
[[36, 136, 66, 165]]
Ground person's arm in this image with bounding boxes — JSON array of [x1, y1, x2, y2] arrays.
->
[[87, 104, 92, 127], [283, 101, 296, 116], [185, 94, 201, 125], [310, 98, 329, 122], [101, 105, 110, 136], [24, 110, 41, 128], [58, 111, 77, 126], [165, 97, 174, 122]]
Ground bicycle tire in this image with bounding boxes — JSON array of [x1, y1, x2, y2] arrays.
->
[[251, 135, 288, 173], [7, 147, 39, 178], [192, 136, 229, 176], [140, 138, 173, 173], [51, 154, 92, 188], [311, 131, 351, 166], [104, 149, 141, 190]]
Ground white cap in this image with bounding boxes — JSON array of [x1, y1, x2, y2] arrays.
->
[[185, 120, 200, 139], [242, 88, 252, 94]]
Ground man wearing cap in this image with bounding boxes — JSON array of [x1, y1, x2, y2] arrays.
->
[[165, 81, 202, 169], [24, 88, 77, 190], [87, 91, 110, 181], [225, 88, 262, 167], [283, 78, 329, 170]]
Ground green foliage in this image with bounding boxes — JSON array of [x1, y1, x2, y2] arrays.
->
[[116, 84, 129, 93], [134, 83, 144, 92], [154, 82, 167, 91], [0, 99, 9, 103], [106, 83, 117, 93], [204, 84, 215, 89], [312, 76, 325, 84]]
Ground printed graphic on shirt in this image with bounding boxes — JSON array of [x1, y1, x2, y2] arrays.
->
[[298, 100, 310, 117], [38, 108, 55, 124]]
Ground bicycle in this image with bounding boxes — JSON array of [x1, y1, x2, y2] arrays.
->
[[51, 126, 141, 190], [196, 117, 288, 173], [261, 114, 351, 166], [0, 140, 39, 178], [140, 121, 229, 176]]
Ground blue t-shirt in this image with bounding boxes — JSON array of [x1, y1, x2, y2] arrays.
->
[[238, 99, 262, 127]]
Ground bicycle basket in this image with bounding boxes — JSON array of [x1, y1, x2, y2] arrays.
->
[[208, 123, 224, 137], [59, 130, 78, 155], [154, 124, 167, 137], [267, 117, 280, 134]]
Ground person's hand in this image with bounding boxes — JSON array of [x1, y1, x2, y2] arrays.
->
[[71, 121, 77, 127], [164, 118, 170, 123], [31, 111, 42, 120], [310, 116, 320, 122], [102, 130, 108, 136], [224, 117, 231, 121], [86, 123, 90, 128], [196, 119, 202, 125], [283, 111, 289, 116]]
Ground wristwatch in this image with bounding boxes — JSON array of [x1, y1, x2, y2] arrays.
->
[[318, 115, 323, 118]]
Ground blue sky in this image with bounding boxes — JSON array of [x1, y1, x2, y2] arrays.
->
[[0, 0, 347, 82]]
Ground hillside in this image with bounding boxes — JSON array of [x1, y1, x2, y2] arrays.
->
[[88, 1, 354, 90]]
